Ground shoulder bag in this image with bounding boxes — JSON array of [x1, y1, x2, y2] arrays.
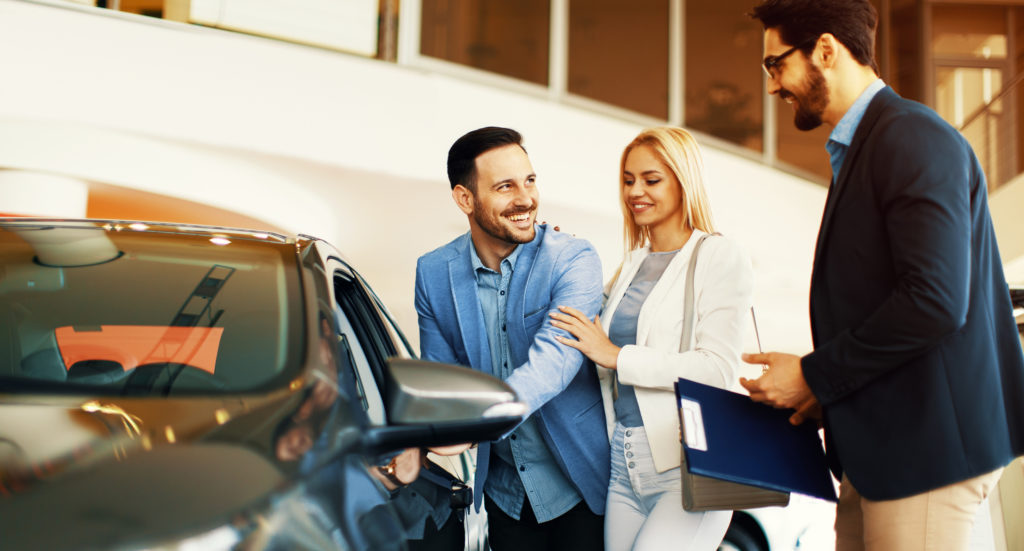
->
[[678, 233, 791, 512]]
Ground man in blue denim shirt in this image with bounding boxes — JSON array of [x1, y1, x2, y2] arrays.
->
[[415, 127, 609, 549]]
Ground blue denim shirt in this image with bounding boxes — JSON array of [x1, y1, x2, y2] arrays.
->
[[469, 244, 582, 522], [826, 78, 885, 187]]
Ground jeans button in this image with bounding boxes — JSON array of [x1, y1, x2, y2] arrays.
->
[[626, 452, 633, 458], [624, 443, 631, 450], [628, 462, 636, 469]]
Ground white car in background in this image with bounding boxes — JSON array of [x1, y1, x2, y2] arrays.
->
[[722, 497, 836, 551]]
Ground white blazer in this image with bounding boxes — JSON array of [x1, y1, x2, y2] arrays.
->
[[597, 230, 754, 472]]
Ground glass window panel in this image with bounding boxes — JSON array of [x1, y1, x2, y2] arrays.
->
[[889, 0, 924, 102], [1015, 7, 1024, 189], [936, 66, 1003, 128], [932, 5, 1007, 60], [420, 0, 550, 86], [118, 0, 163, 17], [685, 0, 764, 151], [941, 66, 1012, 189], [568, 0, 668, 119], [189, 0, 380, 55]]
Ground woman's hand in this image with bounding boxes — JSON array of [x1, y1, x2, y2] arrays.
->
[[549, 305, 621, 369]]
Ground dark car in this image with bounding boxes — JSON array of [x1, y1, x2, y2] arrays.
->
[[0, 219, 524, 550]]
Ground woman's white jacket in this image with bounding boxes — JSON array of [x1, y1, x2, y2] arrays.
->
[[598, 230, 754, 473]]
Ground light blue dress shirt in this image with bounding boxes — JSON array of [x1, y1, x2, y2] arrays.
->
[[469, 244, 582, 522], [826, 78, 885, 185]]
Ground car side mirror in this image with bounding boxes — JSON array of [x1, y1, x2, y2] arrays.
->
[[360, 358, 526, 455]]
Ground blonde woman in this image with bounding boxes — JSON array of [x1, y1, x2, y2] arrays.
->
[[549, 127, 753, 550]]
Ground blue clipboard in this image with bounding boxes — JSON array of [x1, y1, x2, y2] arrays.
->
[[675, 378, 838, 502]]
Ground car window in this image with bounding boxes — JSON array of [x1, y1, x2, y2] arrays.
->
[[353, 271, 415, 358], [0, 222, 302, 394], [333, 271, 393, 425], [333, 301, 386, 425]]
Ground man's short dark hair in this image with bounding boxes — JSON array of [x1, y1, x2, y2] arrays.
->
[[447, 126, 525, 191], [750, 0, 879, 75]]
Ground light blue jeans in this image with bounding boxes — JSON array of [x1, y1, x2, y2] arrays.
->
[[606, 423, 732, 551]]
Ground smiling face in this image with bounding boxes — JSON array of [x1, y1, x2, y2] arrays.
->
[[622, 144, 686, 233], [764, 28, 830, 131], [454, 144, 538, 265]]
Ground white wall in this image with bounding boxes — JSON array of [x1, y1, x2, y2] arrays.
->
[[0, 0, 827, 353]]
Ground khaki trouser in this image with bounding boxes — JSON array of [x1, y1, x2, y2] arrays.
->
[[835, 468, 1004, 551]]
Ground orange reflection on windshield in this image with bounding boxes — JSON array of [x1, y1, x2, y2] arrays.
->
[[55, 326, 223, 374]]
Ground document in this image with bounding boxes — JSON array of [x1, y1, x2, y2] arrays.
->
[[675, 378, 838, 502]]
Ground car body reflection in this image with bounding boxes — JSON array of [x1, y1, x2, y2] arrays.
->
[[0, 218, 524, 550]]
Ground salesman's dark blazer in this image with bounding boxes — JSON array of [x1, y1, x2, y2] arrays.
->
[[801, 86, 1024, 500]]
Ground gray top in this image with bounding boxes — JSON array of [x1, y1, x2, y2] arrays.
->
[[608, 249, 679, 427]]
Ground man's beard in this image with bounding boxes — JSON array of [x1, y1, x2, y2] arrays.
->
[[473, 199, 536, 245], [782, 63, 829, 131]]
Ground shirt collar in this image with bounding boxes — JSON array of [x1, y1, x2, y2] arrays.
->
[[828, 78, 885, 148], [470, 242, 522, 275]]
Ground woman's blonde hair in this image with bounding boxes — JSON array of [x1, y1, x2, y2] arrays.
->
[[619, 126, 716, 252]]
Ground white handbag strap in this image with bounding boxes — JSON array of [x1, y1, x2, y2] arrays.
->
[[679, 233, 715, 353], [679, 233, 764, 359]]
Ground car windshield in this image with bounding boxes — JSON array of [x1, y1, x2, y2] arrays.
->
[[0, 221, 302, 395]]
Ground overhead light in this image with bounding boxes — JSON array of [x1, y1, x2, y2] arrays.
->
[[209, 237, 231, 246], [129, 223, 149, 231]]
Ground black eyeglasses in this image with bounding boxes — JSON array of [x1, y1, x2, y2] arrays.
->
[[762, 37, 818, 79]]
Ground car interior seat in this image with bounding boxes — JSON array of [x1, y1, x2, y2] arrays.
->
[[0, 308, 22, 377], [20, 347, 68, 381], [67, 359, 124, 384]]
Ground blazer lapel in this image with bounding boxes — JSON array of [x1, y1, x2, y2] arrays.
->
[[813, 87, 896, 269], [634, 230, 703, 346], [601, 247, 647, 334], [448, 236, 493, 376], [506, 229, 542, 365]]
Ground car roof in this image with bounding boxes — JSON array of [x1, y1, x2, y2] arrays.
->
[[0, 217, 295, 244]]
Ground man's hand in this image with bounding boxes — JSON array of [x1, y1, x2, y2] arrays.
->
[[789, 396, 822, 427], [739, 352, 818, 425], [373, 447, 423, 491]]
